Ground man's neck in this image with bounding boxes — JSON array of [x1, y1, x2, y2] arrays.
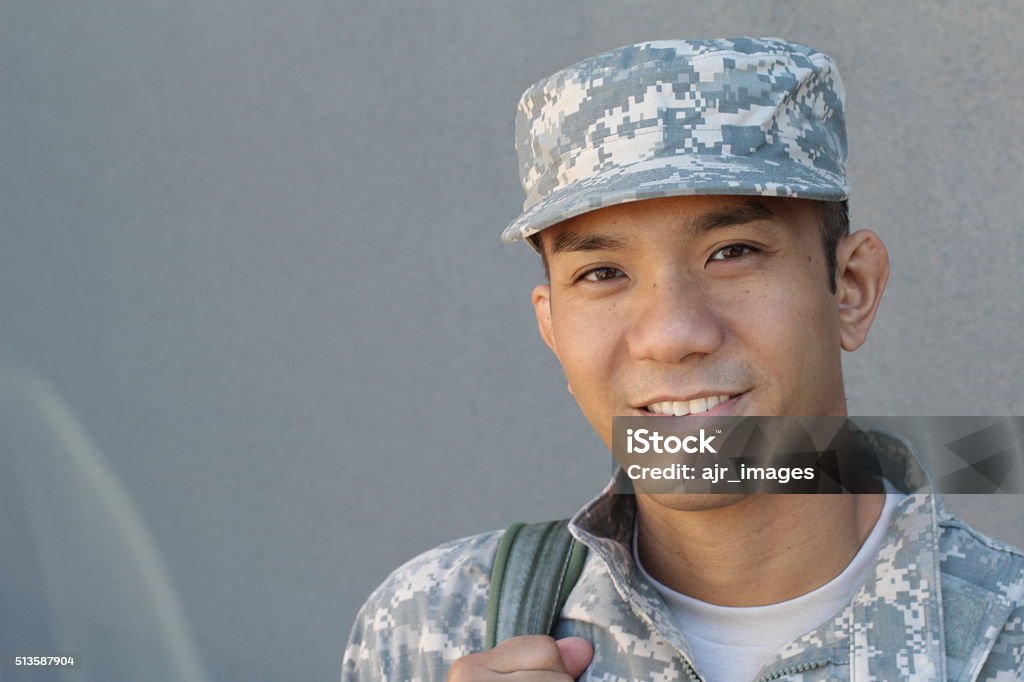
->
[[634, 491, 885, 606]]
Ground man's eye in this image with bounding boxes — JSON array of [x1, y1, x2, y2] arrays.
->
[[709, 244, 759, 261], [579, 266, 624, 282]]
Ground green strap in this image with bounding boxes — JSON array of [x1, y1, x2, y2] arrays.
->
[[485, 519, 588, 649], [485, 522, 524, 649]]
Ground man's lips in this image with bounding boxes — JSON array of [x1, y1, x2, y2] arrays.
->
[[635, 391, 748, 417]]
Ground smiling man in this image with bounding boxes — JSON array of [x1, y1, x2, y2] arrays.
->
[[342, 38, 1024, 682]]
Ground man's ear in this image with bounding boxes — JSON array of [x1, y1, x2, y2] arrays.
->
[[835, 229, 889, 351], [531, 283, 560, 359]]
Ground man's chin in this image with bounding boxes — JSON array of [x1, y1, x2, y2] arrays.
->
[[636, 491, 748, 512]]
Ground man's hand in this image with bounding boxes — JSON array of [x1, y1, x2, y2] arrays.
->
[[447, 636, 593, 681]]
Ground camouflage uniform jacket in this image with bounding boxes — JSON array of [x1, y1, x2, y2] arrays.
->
[[342, 431, 1024, 681]]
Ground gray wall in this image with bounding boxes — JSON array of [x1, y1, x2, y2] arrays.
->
[[1, 2, 1021, 681]]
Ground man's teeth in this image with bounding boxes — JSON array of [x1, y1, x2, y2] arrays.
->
[[646, 395, 732, 416]]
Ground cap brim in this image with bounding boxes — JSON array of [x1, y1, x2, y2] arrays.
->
[[501, 154, 848, 245]]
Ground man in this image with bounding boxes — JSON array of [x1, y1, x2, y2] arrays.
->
[[342, 38, 1023, 681]]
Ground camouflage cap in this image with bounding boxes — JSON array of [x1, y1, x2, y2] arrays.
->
[[502, 37, 850, 245]]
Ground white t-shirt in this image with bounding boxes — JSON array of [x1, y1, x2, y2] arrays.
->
[[632, 489, 903, 682]]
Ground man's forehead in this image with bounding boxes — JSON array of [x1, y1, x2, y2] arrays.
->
[[541, 195, 805, 256]]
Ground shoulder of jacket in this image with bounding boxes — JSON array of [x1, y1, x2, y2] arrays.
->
[[344, 530, 507, 679], [360, 528, 505, 614], [937, 510, 1024, 603]]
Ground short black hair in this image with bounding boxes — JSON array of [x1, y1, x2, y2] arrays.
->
[[817, 199, 849, 295], [528, 199, 849, 294]]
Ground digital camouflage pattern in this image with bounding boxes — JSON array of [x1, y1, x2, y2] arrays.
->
[[502, 38, 850, 245], [342, 431, 1024, 681]]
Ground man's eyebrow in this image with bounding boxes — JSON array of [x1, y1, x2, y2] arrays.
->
[[548, 199, 777, 255], [549, 231, 630, 255], [690, 199, 779, 234]]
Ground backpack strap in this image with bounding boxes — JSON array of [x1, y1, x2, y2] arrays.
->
[[485, 519, 589, 649]]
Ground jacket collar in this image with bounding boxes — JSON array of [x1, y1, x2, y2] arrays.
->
[[568, 428, 949, 680]]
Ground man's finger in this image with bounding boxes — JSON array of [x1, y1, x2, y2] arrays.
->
[[447, 635, 595, 681], [487, 635, 570, 674], [555, 637, 594, 678]]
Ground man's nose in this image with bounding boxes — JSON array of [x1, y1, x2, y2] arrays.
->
[[625, 279, 725, 364]]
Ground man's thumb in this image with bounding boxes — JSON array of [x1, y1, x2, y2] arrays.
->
[[555, 637, 594, 679]]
